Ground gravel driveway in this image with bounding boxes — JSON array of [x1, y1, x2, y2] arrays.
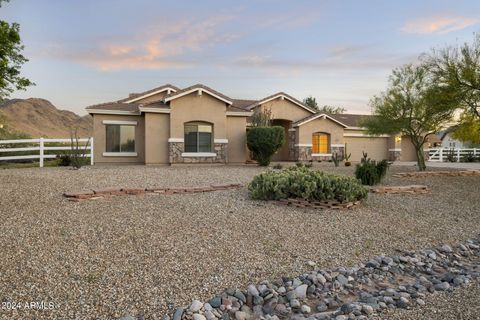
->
[[0, 164, 478, 319]]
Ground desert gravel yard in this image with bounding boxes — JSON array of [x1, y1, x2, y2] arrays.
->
[[0, 164, 479, 319]]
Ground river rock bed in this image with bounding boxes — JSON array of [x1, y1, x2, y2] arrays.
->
[[166, 238, 480, 320]]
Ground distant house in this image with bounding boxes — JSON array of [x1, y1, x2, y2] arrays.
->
[[435, 128, 470, 149], [86, 83, 420, 165]]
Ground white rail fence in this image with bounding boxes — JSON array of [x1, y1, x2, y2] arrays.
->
[[0, 137, 94, 167], [428, 148, 479, 162]]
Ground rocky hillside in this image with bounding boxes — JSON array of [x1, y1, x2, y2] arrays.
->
[[0, 98, 92, 138]]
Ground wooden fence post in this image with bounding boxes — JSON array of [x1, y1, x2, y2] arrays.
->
[[39, 137, 44, 168]]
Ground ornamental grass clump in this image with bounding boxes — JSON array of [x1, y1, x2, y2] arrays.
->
[[248, 166, 368, 203]]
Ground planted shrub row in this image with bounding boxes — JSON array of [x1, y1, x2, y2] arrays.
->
[[248, 166, 368, 203]]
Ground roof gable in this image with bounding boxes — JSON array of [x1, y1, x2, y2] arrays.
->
[[164, 84, 232, 105], [121, 84, 179, 103], [293, 113, 349, 128], [249, 92, 316, 114]]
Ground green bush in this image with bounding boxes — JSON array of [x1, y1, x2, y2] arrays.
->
[[248, 166, 368, 203], [355, 159, 390, 185], [247, 126, 285, 166]]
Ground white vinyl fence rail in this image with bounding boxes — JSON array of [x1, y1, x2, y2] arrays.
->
[[0, 137, 93, 167], [428, 148, 479, 162]]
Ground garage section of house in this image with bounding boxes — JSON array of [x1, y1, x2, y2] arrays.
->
[[344, 136, 389, 161]]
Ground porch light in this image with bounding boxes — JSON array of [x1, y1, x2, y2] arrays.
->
[[395, 136, 401, 143]]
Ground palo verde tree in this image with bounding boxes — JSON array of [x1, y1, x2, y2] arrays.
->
[[360, 64, 457, 171], [0, 0, 34, 99], [423, 34, 480, 118], [451, 112, 480, 145]]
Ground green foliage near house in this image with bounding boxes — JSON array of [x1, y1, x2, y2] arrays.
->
[[302, 96, 346, 114], [451, 112, 480, 145], [303, 96, 319, 111], [360, 64, 457, 171], [248, 166, 368, 202], [423, 34, 480, 119], [354, 157, 390, 186], [317, 105, 346, 114], [0, 1, 34, 99], [247, 126, 285, 166], [250, 107, 273, 127]]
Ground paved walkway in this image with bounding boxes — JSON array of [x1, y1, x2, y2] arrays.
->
[[393, 161, 480, 170]]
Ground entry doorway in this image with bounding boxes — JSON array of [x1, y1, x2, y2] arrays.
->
[[271, 119, 292, 161]]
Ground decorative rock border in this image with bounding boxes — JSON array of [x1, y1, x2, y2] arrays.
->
[[63, 184, 243, 202], [393, 170, 480, 178], [164, 238, 480, 320], [369, 185, 430, 194], [272, 198, 362, 210]]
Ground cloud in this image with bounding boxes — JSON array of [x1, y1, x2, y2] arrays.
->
[[46, 15, 237, 71], [401, 15, 479, 34], [234, 49, 417, 74]]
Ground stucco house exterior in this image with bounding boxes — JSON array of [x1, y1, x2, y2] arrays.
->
[[86, 83, 416, 165]]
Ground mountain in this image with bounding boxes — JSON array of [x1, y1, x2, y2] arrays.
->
[[0, 98, 92, 138]]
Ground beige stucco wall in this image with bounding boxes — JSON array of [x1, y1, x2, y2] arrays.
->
[[92, 114, 145, 164], [227, 116, 247, 163], [145, 113, 169, 164], [297, 117, 344, 146], [344, 136, 388, 161], [401, 135, 420, 161], [169, 93, 227, 139], [259, 98, 312, 122]]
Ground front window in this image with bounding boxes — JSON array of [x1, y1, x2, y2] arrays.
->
[[312, 132, 330, 154], [106, 125, 135, 152], [184, 122, 213, 152]]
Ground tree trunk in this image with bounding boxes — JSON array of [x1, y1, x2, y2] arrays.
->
[[414, 144, 427, 171]]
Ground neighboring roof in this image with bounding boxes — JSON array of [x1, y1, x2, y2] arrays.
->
[[293, 113, 349, 128], [118, 84, 180, 103], [247, 92, 317, 114], [163, 84, 233, 105]]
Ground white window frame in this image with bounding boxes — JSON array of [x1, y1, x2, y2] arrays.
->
[[104, 123, 137, 155]]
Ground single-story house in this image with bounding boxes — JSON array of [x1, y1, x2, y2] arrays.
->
[[86, 83, 418, 165]]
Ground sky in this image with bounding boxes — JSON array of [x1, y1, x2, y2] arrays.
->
[[2, 0, 480, 115]]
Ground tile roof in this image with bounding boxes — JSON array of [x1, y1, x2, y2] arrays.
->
[[117, 84, 180, 102], [247, 92, 317, 113], [85, 102, 140, 112], [292, 112, 372, 128], [328, 113, 371, 127], [231, 99, 257, 110], [87, 84, 365, 121], [163, 83, 233, 103]]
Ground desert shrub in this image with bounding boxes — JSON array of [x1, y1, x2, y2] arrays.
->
[[355, 159, 390, 186], [57, 154, 71, 166], [462, 151, 476, 162], [248, 166, 368, 203], [247, 126, 285, 166], [445, 148, 456, 162]]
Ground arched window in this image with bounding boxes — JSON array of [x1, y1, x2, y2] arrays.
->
[[184, 122, 213, 152], [312, 132, 330, 154]]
